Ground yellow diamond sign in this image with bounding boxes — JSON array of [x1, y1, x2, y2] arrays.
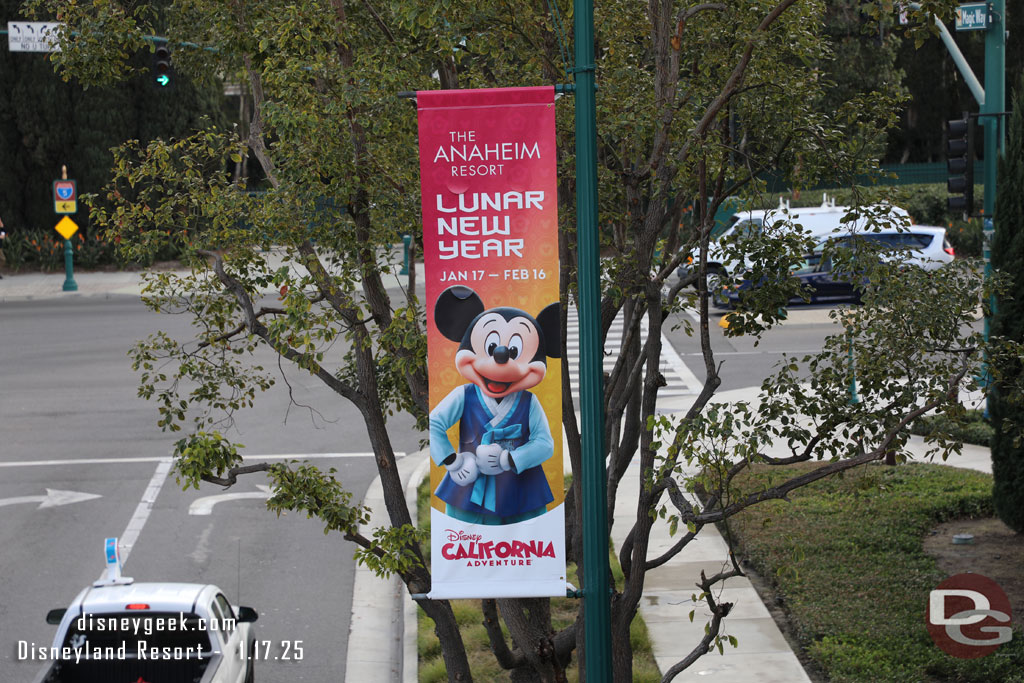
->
[[55, 216, 79, 240]]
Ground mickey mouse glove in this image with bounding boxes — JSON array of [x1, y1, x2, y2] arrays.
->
[[475, 443, 513, 476], [445, 451, 480, 486]]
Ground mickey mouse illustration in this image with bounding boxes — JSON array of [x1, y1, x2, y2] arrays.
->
[[429, 285, 560, 525]]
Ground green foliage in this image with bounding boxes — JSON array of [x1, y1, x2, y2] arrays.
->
[[910, 409, 993, 448], [0, 224, 189, 272], [728, 463, 1024, 683], [265, 461, 369, 536], [1, 0, 227, 234], [353, 524, 427, 579], [0, 229, 66, 271], [990, 77, 1024, 533], [172, 431, 243, 489], [663, 254, 996, 477]]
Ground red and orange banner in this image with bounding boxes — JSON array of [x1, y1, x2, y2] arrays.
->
[[418, 87, 565, 599]]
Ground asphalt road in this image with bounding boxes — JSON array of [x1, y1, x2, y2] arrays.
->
[[664, 304, 840, 394], [0, 296, 422, 682]]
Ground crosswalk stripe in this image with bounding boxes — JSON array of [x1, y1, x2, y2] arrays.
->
[[563, 307, 701, 403]]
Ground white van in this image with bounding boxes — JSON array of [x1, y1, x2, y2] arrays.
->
[[680, 195, 912, 294]]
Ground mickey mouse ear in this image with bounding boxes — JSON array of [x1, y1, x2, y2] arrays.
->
[[435, 286, 485, 342], [536, 302, 561, 359]]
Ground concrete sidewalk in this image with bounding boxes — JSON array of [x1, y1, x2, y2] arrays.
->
[[0, 246, 426, 302]]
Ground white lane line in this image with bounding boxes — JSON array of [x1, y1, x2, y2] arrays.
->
[[241, 452, 391, 460], [0, 489, 102, 508], [680, 350, 820, 357], [0, 456, 173, 468], [119, 458, 172, 565], [0, 452, 389, 469], [100, 453, 392, 572], [189, 485, 273, 516], [660, 330, 703, 394]]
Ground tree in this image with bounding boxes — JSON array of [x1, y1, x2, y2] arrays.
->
[[0, 0, 226, 232], [990, 76, 1024, 533], [29, 0, 1001, 680]]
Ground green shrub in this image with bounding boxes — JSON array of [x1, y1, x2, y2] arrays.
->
[[943, 217, 984, 257], [910, 409, 993, 447], [990, 79, 1024, 533], [0, 225, 186, 271], [728, 463, 1024, 683]]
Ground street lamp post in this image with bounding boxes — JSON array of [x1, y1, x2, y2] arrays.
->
[[573, 0, 613, 680]]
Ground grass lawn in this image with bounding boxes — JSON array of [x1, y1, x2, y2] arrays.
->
[[727, 462, 1024, 682], [416, 481, 660, 682]]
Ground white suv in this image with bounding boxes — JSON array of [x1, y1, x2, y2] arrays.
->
[[819, 225, 955, 270], [681, 195, 913, 289]]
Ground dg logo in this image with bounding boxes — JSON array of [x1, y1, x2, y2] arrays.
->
[[927, 573, 1013, 658]]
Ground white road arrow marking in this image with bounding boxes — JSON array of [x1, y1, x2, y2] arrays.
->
[[189, 485, 273, 516], [0, 488, 102, 509]]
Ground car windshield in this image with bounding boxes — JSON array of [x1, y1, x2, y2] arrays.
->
[[793, 251, 824, 275]]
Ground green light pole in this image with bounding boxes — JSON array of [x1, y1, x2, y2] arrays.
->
[[62, 236, 78, 291], [982, 0, 1006, 354], [573, 0, 612, 679], [981, 0, 1006, 220]]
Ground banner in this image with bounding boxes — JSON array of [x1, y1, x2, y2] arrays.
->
[[418, 86, 564, 599]]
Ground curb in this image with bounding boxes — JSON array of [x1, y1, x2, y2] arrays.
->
[[343, 452, 430, 683]]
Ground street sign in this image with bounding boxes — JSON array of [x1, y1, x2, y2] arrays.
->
[[955, 3, 991, 31], [55, 216, 79, 240], [6, 22, 62, 52], [54, 179, 77, 214]]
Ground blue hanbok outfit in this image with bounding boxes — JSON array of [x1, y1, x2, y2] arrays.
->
[[430, 384, 555, 525]]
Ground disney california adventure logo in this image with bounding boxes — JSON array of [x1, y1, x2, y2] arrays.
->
[[441, 529, 556, 567]]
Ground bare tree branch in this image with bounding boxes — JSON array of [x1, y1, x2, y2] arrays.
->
[[201, 462, 274, 487]]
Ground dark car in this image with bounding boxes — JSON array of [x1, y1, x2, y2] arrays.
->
[[713, 252, 860, 309]]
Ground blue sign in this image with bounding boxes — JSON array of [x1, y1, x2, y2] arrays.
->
[[105, 537, 118, 566]]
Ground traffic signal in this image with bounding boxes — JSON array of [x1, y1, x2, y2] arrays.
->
[[152, 39, 173, 88], [946, 113, 974, 216]]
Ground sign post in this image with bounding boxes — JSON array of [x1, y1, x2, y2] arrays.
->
[[573, 0, 613, 678], [54, 166, 79, 292], [980, 0, 1006, 416], [55, 216, 79, 292]]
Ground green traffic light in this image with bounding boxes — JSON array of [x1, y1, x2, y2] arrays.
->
[[156, 74, 170, 87]]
